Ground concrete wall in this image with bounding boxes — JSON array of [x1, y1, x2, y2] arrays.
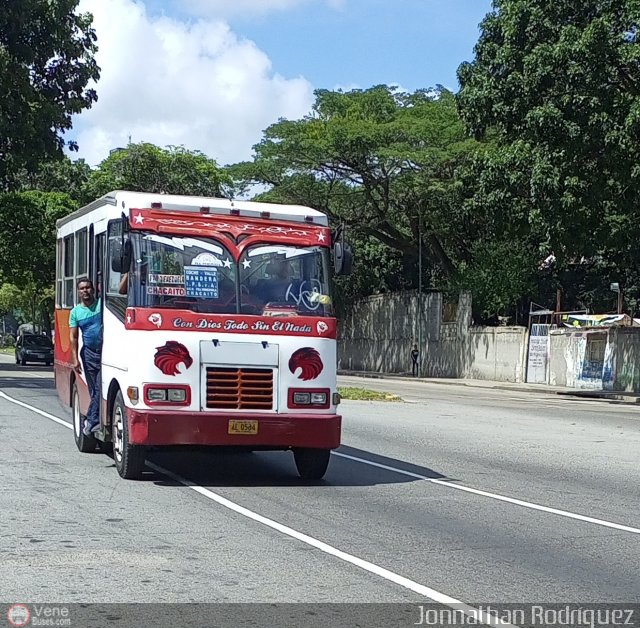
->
[[338, 290, 527, 382], [339, 289, 640, 389], [549, 330, 608, 389], [467, 327, 528, 382], [548, 332, 571, 387], [608, 328, 640, 392], [338, 290, 442, 374], [549, 327, 640, 392]]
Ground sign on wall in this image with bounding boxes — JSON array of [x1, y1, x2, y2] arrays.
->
[[526, 324, 551, 384]]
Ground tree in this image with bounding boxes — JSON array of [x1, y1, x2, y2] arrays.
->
[[0, 192, 77, 334], [229, 86, 480, 294], [82, 143, 232, 202], [0, 191, 76, 286], [457, 0, 640, 312], [0, 281, 53, 334], [0, 0, 100, 189], [17, 157, 92, 203]]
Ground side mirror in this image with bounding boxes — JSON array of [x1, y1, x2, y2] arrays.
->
[[333, 241, 353, 276], [110, 239, 132, 273]]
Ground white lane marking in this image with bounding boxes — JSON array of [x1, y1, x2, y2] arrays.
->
[[333, 452, 640, 535], [2, 387, 637, 539], [0, 390, 516, 627], [144, 463, 516, 627], [0, 391, 72, 430]]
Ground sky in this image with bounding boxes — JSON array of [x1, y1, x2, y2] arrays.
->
[[71, 0, 493, 169]]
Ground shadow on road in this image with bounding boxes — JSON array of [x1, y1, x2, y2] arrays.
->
[[0, 363, 453, 489], [0, 363, 54, 390], [139, 443, 453, 489]]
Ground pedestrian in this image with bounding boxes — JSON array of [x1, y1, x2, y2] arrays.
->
[[411, 344, 419, 377], [69, 278, 103, 436]]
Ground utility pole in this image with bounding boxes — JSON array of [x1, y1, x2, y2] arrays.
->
[[417, 211, 423, 378]]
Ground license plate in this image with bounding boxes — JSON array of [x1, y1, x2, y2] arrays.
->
[[228, 420, 258, 435]]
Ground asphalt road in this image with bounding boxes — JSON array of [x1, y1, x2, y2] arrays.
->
[[1, 355, 639, 623]]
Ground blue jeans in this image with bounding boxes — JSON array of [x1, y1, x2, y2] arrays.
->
[[81, 346, 101, 428]]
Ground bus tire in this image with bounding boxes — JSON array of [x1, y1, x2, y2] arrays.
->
[[97, 440, 113, 455], [293, 447, 331, 480], [112, 390, 146, 480], [72, 382, 97, 453]]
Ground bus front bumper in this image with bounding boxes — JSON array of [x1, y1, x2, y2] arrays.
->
[[126, 409, 342, 448]]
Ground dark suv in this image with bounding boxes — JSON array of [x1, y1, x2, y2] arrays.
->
[[15, 334, 53, 366]]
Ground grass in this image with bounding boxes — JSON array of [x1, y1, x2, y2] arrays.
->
[[338, 386, 402, 402], [0, 347, 14, 355]]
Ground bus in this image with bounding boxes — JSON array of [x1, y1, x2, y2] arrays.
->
[[54, 191, 352, 480]]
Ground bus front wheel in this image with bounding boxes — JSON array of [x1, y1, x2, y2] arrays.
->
[[293, 447, 331, 480], [112, 390, 146, 480]]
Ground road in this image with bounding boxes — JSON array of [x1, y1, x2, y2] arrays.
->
[[1, 356, 639, 625]]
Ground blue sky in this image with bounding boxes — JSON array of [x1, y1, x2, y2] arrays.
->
[[151, 0, 491, 91], [72, 0, 493, 166]]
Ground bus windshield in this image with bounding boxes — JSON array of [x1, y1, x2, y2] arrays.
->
[[128, 235, 333, 317], [130, 234, 238, 314], [239, 244, 333, 317]]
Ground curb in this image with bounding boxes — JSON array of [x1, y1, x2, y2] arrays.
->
[[556, 391, 640, 404], [338, 371, 640, 404], [338, 371, 561, 395]]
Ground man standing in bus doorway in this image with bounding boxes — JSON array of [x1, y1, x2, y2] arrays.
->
[[70, 278, 103, 436]]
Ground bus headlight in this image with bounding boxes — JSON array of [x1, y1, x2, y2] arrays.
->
[[147, 388, 167, 402], [288, 388, 330, 409], [168, 388, 186, 403], [144, 385, 190, 405], [310, 392, 327, 405], [293, 392, 311, 405]]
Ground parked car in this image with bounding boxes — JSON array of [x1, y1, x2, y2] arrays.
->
[[15, 334, 53, 366]]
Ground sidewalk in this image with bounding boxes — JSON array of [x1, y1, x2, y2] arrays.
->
[[337, 370, 640, 404]]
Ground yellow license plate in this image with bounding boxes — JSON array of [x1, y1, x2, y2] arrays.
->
[[228, 420, 258, 435]]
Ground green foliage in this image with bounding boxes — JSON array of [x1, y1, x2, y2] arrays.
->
[[457, 240, 538, 319], [0, 0, 100, 189], [0, 284, 23, 317], [0, 281, 53, 332], [232, 86, 479, 279], [83, 143, 232, 202], [17, 157, 92, 203], [337, 387, 402, 402], [229, 86, 492, 314], [4, 0, 637, 324], [0, 191, 72, 335], [457, 0, 640, 315], [333, 235, 412, 317], [0, 191, 77, 288]]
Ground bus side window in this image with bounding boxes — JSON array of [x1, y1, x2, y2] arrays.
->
[[95, 232, 105, 297], [63, 234, 75, 306], [105, 220, 127, 320]]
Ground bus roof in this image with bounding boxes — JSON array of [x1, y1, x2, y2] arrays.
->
[[56, 190, 329, 229]]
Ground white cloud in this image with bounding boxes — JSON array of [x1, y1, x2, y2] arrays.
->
[[182, 0, 345, 19], [72, 0, 314, 167]]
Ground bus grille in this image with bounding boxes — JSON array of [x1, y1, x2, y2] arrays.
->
[[206, 367, 274, 410]]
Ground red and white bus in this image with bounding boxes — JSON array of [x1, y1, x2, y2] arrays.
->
[[54, 191, 351, 480]]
